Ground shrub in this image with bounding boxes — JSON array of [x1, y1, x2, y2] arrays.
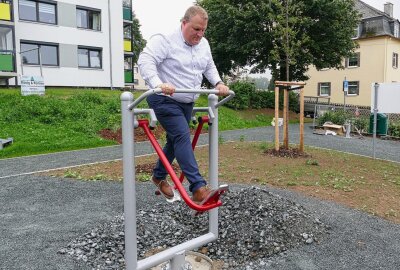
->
[[352, 116, 369, 132], [225, 81, 255, 110], [226, 80, 299, 112], [388, 120, 400, 137], [317, 110, 352, 126], [249, 90, 275, 109]]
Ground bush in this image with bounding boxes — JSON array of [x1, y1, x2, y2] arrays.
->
[[317, 110, 352, 126], [226, 80, 299, 112], [225, 81, 255, 110], [249, 90, 275, 109], [388, 120, 400, 137], [352, 116, 369, 132]]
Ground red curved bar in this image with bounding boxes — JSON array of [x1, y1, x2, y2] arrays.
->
[[138, 119, 222, 212]]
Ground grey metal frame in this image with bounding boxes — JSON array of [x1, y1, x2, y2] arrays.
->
[[121, 89, 234, 270]]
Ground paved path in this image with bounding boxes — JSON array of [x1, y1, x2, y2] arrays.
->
[[1, 125, 399, 269]]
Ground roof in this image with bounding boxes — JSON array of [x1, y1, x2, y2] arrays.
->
[[355, 0, 393, 20], [354, 0, 399, 39]]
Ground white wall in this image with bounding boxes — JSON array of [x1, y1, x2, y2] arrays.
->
[[12, 0, 124, 87]]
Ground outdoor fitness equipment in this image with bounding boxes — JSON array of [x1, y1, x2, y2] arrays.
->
[[120, 88, 235, 270]]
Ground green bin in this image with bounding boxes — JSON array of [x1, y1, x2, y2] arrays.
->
[[369, 113, 388, 135]]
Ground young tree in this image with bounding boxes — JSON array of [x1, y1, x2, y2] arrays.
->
[[199, 0, 360, 81], [132, 13, 146, 63]]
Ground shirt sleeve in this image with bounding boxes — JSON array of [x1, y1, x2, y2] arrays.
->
[[202, 40, 222, 86], [137, 34, 169, 88]]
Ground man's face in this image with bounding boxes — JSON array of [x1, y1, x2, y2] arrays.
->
[[181, 14, 208, 46]]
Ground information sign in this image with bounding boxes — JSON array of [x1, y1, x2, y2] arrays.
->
[[21, 75, 45, 96]]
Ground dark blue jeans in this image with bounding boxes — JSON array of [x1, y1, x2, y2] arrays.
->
[[146, 94, 206, 193]]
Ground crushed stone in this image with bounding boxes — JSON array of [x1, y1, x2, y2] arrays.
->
[[59, 186, 330, 269]]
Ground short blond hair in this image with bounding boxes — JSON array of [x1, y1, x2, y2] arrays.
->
[[181, 6, 208, 22]]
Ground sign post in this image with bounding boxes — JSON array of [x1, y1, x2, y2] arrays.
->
[[343, 78, 348, 111], [372, 83, 379, 159]]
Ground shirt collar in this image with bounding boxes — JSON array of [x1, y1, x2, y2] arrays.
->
[[179, 27, 193, 47]]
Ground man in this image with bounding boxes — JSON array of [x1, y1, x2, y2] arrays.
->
[[138, 5, 229, 203]]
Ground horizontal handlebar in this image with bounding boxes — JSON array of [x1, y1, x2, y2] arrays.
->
[[128, 88, 235, 110]]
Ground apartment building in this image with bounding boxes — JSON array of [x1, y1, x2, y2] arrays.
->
[[0, 0, 137, 88], [304, 0, 400, 108]]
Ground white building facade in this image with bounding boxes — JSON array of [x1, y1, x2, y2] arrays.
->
[[0, 0, 136, 88]]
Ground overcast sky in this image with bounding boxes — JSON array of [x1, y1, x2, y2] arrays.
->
[[134, 0, 400, 40]]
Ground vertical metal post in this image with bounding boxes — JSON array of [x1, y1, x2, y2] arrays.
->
[[373, 83, 379, 159], [38, 47, 43, 77], [208, 94, 219, 235], [170, 251, 186, 270], [121, 92, 137, 270], [343, 76, 347, 112], [20, 56, 24, 77]]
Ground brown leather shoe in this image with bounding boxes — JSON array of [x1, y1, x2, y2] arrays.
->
[[192, 186, 212, 204], [152, 177, 174, 199]]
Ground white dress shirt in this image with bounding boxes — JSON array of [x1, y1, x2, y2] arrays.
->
[[138, 27, 222, 103]]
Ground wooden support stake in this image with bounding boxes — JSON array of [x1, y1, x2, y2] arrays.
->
[[299, 88, 304, 152], [274, 86, 280, 151], [275, 81, 306, 86]]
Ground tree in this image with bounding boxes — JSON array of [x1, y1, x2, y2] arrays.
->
[[198, 0, 360, 81], [132, 13, 146, 63]]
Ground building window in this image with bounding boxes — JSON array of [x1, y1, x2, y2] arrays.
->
[[346, 52, 360, 68], [347, 81, 359, 96], [20, 41, 58, 66], [393, 53, 398, 68], [123, 0, 131, 8], [394, 23, 399, 38], [124, 57, 132, 70], [0, 25, 13, 50], [124, 25, 132, 39], [78, 46, 102, 68], [318, 82, 331, 96], [19, 0, 56, 24], [352, 26, 360, 39], [76, 7, 101, 31]]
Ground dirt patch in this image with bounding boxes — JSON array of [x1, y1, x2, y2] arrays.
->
[[44, 142, 400, 224], [99, 125, 206, 144], [99, 125, 166, 144], [264, 147, 311, 158]]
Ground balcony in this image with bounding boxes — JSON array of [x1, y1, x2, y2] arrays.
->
[[123, 7, 132, 22], [124, 70, 133, 83], [0, 1, 12, 21], [122, 0, 132, 22], [0, 50, 17, 78], [124, 39, 132, 52]]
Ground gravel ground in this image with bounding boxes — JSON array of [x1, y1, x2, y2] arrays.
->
[[59, 187, 330, 269], [1, 175, 399, 270]]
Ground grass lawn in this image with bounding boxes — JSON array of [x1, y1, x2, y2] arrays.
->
[[0, 88, 305, 159]]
